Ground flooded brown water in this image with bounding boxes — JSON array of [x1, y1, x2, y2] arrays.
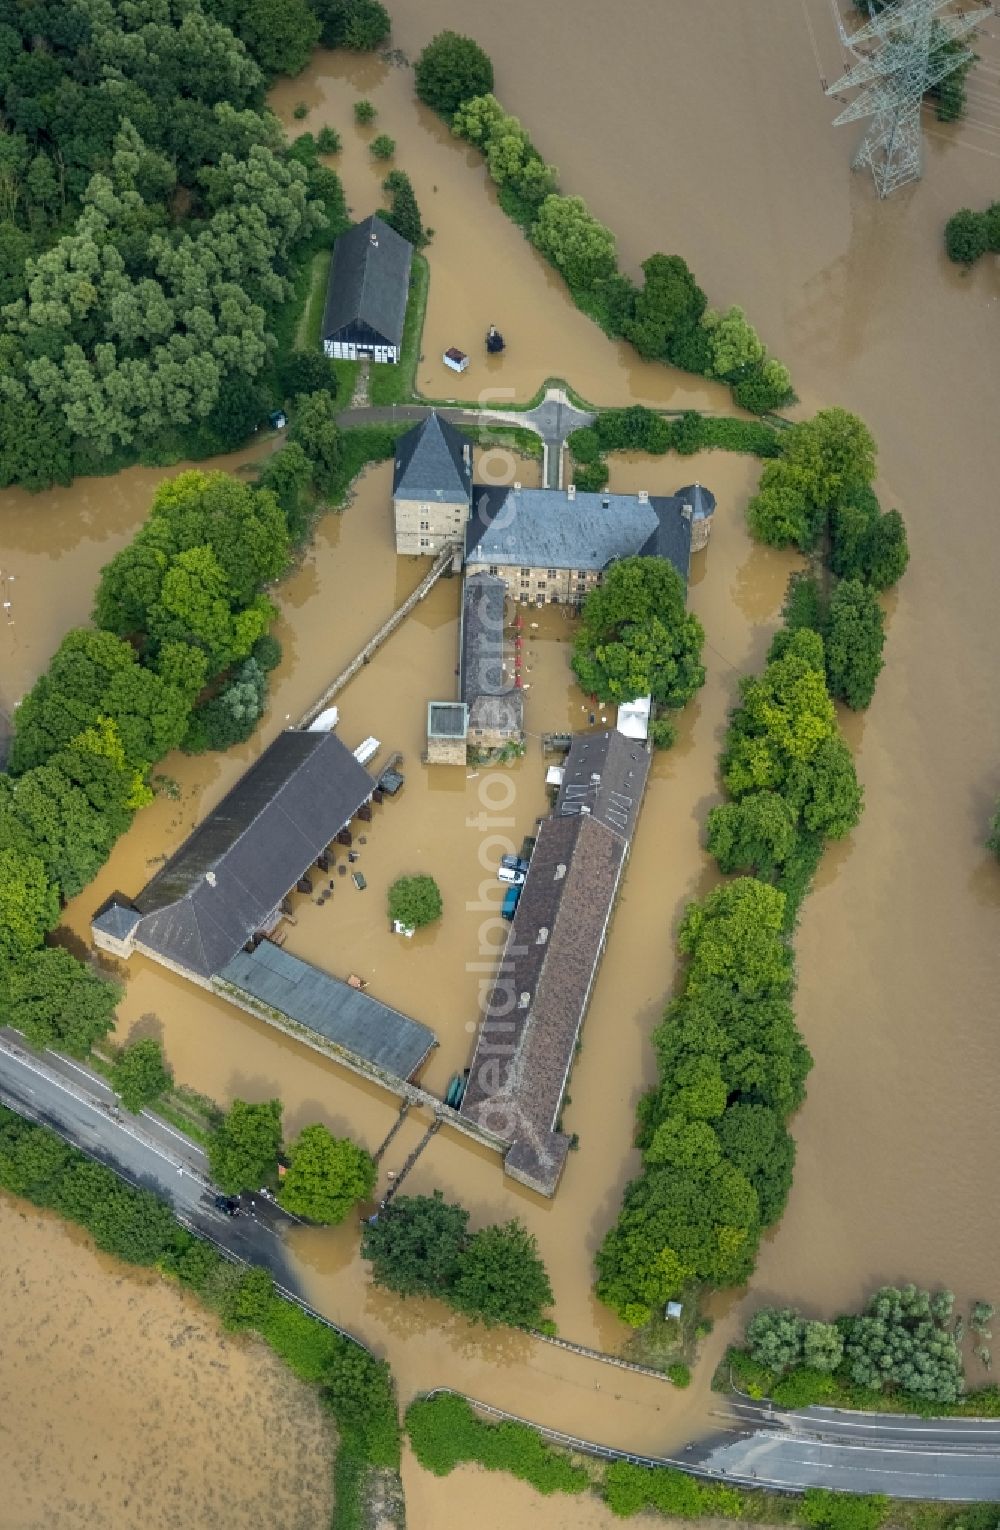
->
[[401, 1450, 668, 1530], [4, 1, 1000, 1519], [0, 1196, 333, 1529]]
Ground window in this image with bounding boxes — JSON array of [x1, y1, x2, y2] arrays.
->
[[547, 568, 557, 579], [489, 564, 499, 575], [520, 567, 530, 576], [420, 521, 429, 530], [520, 575, 530, 585], [537, 579, 546, 588], [419, 538, 429, 548]]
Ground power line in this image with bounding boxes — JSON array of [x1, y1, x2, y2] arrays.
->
[[826, 0, 991, 196]]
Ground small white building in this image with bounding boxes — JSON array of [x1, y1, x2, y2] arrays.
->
[[443, 347, 469, 373], [616, 695, 651, 741]]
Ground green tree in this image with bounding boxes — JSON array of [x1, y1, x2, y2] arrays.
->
[[531, 194, 617, 294], [183, 657, 268, 753], [311, 0, 390, 50], [369, 133, 395, 160], [571, 557, 705, 708], [289, 389, 342, 492], [746, 1305, 805, 1372], [415, 32, 494, 118], [706, 791, 798, 877], [624, 253, 706, 361], [354, 98, 376, 124], [4, 947, 121, 1056], [843, 1285, 963, 1403], [988, 801, 1000, 860], [941, 208, 990, 264], [238, 0, 320, 76], [678, 878, 792, 998], [382, 169, 424, 246], [277, 1123, 375, 1223], [207, 1097, 282, 1194], [803, 1318, 845, 1372], [830, 491, 909, 591], [110, 1036, 172, 1112], [748, 409, 877, 551], [257, 442, 314, 542], [824, 578, 885, 710], [361, 1190, 469, 1297], [9, 628, 140, 774], [703, 306, 765, 380], [732, 357, 795, 413], [387, 874, 442, 930], [0, 850, 60, 962], [451, 1220, 553, 1329], [0, 1120, 72, 1204]]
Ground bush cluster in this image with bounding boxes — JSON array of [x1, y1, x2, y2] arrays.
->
[[207, 1097, 375, 1223], [571, 558, 706, 710], [427, 50, 794, 412], [739, 1286, 966, 1407], [361, 1190, 554, 1329], [567, 407, 784, 485], [406, 1394, 588, 1493]]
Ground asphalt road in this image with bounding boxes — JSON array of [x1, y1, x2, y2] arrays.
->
[[692, 1396, 1000, 1500], [0, 1033, 301, 1293]]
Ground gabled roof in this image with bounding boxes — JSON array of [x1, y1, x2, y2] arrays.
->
[[466, 486, 693, 584], [554, 730, 650, 841], [460, 572, 506, 702], [92, 901, 141, 941], [218, 942, 436, 1080], [132, 731, 374, 979], [322, 214, 413, 348], [393, 412, 472, 504]]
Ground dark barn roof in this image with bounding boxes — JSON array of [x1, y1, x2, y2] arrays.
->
[[132, 731, 374, 978], [465, 485, 693, 584], [322, 214, 413, 349], [393, 412, 472, 504], [219, 942, 436, 1080]]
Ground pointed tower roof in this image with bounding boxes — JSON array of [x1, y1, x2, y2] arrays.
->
[[393, 412, 473, 505], [675, 483, 716, 521]]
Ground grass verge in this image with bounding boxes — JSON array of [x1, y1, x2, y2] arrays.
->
[[369, 253, 430, 406]]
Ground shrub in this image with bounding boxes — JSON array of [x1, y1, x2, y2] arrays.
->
[[406, 1394, 588, 1493], [566, 426, 603, 464], [250, 633, 283, 672], [207, 1098, 282, 1194], [277, 1123, 375, 1223], [293, 102, 308, 120], [823, 578, 885, 710], [369, 133, 395, 160], [667, 1362, 691, 1386], [354, 98, 376, 124], [313, 0, 390, 50], [382, 169, 424, 246], [316, 125, 341, 154], [415, 32, 494, 118], [572, 459, 609, 492]]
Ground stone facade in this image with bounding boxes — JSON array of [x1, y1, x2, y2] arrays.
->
[[465, 558, 601, 607], [394, 493, 470, 557]]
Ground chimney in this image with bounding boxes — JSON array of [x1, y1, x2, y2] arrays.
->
[[638, 489, 648, 504], [513, 480, 521, 492], [567, 484, 576, 502], [681, 503, 693, 522], [463, 443, 472, 468]]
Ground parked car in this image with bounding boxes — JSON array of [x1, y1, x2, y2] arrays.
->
[[501, 854, 530, 874], [497, 865, 526, 885], [501, 884, 522, 921]]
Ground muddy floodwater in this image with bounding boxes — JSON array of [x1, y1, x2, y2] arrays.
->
[[3, 0, 1000, 1519], [0, 1196, 333, 1529]]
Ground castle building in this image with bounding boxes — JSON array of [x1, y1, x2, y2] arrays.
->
[[392, 413, 473, 556]]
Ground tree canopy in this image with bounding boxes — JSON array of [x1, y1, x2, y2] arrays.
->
[[387, 875, 443, 931], [277, 1123, 375, 1223], [2, 946, 121, 1055], [748, 409, 878, 551], [110, 1036, 172, 1113], [450, 1221, 554, 1329], [415, 32, 495, 118], [207, 1097, 282, 1194], [571, 557, 705, 708]]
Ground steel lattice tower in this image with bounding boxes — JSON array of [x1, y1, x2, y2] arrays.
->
[[826, 0, 988, 197]]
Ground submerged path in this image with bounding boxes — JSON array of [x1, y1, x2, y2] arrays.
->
[[4, 1041, 1000, 1498]]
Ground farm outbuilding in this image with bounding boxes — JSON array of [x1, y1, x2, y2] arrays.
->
[[321, 214, 413, 363]]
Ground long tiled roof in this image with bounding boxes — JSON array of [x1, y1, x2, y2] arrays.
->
[[131, 731, 374, 979], [465, 486, 693, 583], [460, 733, 651, 1195], [322, 215, 412, 348]]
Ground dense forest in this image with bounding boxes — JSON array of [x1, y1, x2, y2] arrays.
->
[[0, 0, 395, 489]]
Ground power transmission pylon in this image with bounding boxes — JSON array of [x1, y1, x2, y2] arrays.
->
[[826, 0, 989, 198]]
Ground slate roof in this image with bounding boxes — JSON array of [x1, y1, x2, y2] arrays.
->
[[465, 486, 693, 583], [460, 572, 507, 703], [428, 701, 468, 739], [676, 483, 716, 522], [460, 811, 631, 1195], [322, 214, 413, 349], [554, 730, 650, 841], [131, 731, 374, 979], [92, 901, 141, 941], [393, 412, 473, 504], [218, 942, 435, 1080]]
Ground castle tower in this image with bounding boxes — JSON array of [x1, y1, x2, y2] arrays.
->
[[392, 412, 473, 556]]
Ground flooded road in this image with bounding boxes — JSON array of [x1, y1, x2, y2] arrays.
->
[[4, 0, 1000, 1517], [0, 1197, 333, 1529]]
